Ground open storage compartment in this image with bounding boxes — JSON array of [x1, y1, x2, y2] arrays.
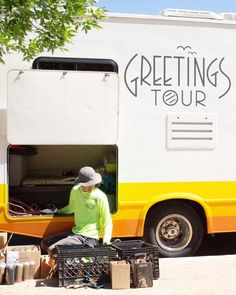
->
[[8, 144, 117, 216]]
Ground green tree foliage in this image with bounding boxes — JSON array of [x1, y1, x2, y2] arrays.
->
[[0, 0, 106, 63]]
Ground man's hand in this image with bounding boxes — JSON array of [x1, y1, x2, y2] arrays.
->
[[103, 241, 111, 245]]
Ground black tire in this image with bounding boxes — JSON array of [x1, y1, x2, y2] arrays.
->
[[144, 202, 204, 257]]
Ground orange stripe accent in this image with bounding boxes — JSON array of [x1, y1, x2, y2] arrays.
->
[[0, 220, 74, 238], [112, 219, 141, 237], [210, 216, 236, 233], [0, 218, 142, 239], [3, 216, 236, 238]]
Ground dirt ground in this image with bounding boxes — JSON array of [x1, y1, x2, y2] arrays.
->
[[0, 255, 236, 295]]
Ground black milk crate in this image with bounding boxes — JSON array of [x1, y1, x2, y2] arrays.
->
[[56, 244, 117, 287], [111, 240, 159, 279]]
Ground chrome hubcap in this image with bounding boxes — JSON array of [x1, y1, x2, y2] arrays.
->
[[161, 220, 180, 240], [156, 214, 193, 252]]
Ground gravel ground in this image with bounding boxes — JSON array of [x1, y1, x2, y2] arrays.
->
[[0, 255, 236, 295]]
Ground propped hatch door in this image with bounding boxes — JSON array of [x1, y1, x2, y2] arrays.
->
[[7, 70, 118, 144]]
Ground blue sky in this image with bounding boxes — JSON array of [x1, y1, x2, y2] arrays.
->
[[97, 0, 236, 14]]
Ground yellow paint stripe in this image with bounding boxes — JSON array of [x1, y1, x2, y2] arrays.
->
[[1, 181, 236, 237], [118, 181, 236, 217]]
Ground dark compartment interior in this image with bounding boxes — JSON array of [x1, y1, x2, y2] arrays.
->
[[8, 145, 117, 216]]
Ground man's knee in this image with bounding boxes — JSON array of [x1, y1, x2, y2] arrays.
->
[[41, 239, 56, 257], [40, 238, 48, 253]]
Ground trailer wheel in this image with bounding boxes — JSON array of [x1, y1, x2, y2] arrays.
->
[[145, 202, 203, 257]]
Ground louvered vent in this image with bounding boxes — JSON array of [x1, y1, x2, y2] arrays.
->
[[167, 113, 217, 150], [160, 9, 223, 20], [221, 13, 236, 21]]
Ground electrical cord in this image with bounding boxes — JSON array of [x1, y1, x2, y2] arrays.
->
[[9, 197, 41, 216]]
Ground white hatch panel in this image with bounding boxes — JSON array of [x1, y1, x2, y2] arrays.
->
[[7, 70, 118, 144]]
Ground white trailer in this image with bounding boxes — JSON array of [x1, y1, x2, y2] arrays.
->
[[0, 9, 236, 257]]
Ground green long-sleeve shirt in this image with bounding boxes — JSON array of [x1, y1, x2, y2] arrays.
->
[[57, 186, 112, 243]]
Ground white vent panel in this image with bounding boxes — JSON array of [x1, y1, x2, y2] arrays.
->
[[221, 13, 236, 21], [160, 9, 223, 20], [167, 113, 217, 150]]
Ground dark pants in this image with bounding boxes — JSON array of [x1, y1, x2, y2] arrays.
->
[[41, 230, 98, 256]]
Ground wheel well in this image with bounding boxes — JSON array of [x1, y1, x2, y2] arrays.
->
[[144, 199, 207, 234]]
